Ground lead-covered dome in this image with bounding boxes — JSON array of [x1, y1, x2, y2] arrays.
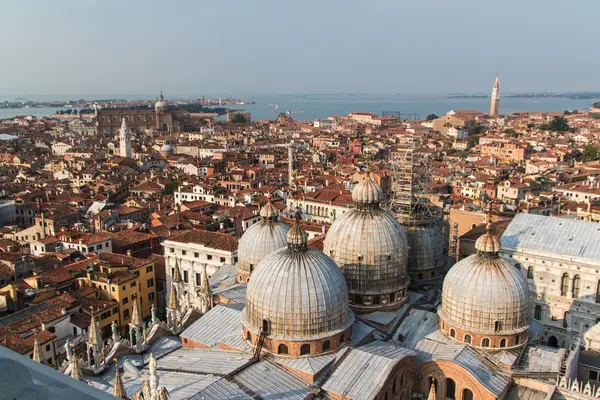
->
[[439, 226, 531, 349], [237, 199, 290, 283], [324, 172, 409, 312], [242, 218, 354, 356], [404, 222, 445, 286], [155, 93, 168, 113]]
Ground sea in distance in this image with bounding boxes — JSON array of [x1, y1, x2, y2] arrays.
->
[[0, 93, 596, 122]]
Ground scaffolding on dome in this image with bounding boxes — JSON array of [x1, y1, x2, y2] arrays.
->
[[386, 134, 442, 226]]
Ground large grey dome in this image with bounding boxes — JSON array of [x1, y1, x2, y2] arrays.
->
[[324, 173, 409, 311], [242, 220, 354, 341], [405, 223, 445, 283], [237, 201, 290, 283], [439, 230, 531, 335]]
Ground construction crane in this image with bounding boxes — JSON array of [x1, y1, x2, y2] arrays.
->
[[268, 104, 279, 118], [212, 141, 299, 187]]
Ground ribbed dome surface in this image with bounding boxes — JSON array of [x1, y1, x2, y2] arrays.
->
[[155, 93, 168, 112], [475, 227, 501, 253], [324, 209, 408, 296], [352, 173, 383, 204], [440, 253, 531, 334], [243, 238, 354, 340], [237, 219, 291, 275], [405, 224, 445, 272]]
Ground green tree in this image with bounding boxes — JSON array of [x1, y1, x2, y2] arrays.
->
[[579, 145, 600, 162], [231, 114, 247, 123], [592, 102, 600, 108], [426, 113, 439, 121], [548, 116, 570, 132]]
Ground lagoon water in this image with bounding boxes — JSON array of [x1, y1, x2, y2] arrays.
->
[[0, 93, 595, 122]]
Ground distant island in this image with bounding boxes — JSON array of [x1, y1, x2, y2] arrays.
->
[[446, 92, 600, 100], [447, 94, 489, 99]]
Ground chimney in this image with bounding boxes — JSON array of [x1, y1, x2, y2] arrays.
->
[[127, 249, 132, 257]]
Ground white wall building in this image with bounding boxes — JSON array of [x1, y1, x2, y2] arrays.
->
[[501, 213, 600, 349]]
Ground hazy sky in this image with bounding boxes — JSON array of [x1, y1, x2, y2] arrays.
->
[[0, 0, 598, 96]]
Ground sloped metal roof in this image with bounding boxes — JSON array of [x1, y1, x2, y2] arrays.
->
[[231, 360, 313, 400], [501, 213, 600, 263], [186, 378, 253, 400], [322, 342, 415, 400], [180, 305, 242, 347], [157, 348, 252, 376]]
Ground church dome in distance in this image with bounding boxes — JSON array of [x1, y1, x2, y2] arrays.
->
[[236, 198, 291, 283], [324, 171, 409, 312], [155, 92, 168, 113], [160, 143, 174, 156], [439, 225, 531, 349], [242, 217, 354, 357]]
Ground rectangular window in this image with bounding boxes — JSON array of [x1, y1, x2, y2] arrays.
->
[[170, 248, 174, 253], [146, 266, 153, 273], [183, 270, 188, 283], [147, 278, 154, 288], [45, 344, 51, 351], [122, 297, 128, 305], [207, 255, 213, 260], [194, 252, 199, 258], [130, 282, 136, 288], [196, 273, 201, 286], [220, 257, 226, 263], [149, 292, 155, 302], [124, 309, 130, 320], [590, 370, 599, 381], [113, 308, 118, 315], [182, 250, 187, 256], [111, 287, 115, 292], [122, 285, 126, 291], [47, 327, 56, 333]]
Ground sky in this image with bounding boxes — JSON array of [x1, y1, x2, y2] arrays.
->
[[0, 0, 598, 96]]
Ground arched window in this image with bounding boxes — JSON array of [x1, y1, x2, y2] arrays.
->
[[494, 320, 502, 332], [481, 337, 490, 347], [464, 334, 471, 344], [561, 273, 569, 296], [431, 271, 436, 278], [450, 328, 456, 338], [572, 275, 581, 298], [563, 312, 569, 328], [390, 292, 396, 302], [500, 338, 507, 348], [246, 331, 252, 343], [355, 295, 363, 305], [373, 296, 381, 305], [262, 318, 270, 335], [515, 335, 520, 346], [418, 273, 424, 280], [300, 344, 310, 355], [534, 305, 542, 320], [596, 281, 600, 303], [392, 376, 398, 394], [428, 376, 438, 393], [446, 378, 456, 400], [278, 344, 288, 355], [547, 335, 559, 348], [462, 388, 474, 400], [527, 266, 534, 279], [322, 340, 331, 352]]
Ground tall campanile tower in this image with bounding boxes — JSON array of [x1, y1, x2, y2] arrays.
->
[[490, 75, 500, 116], [119, 118, 132, 158]]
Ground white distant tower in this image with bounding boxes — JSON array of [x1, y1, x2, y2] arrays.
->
[[119, 117, 132, 158], [490, 75, 500, 116]]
